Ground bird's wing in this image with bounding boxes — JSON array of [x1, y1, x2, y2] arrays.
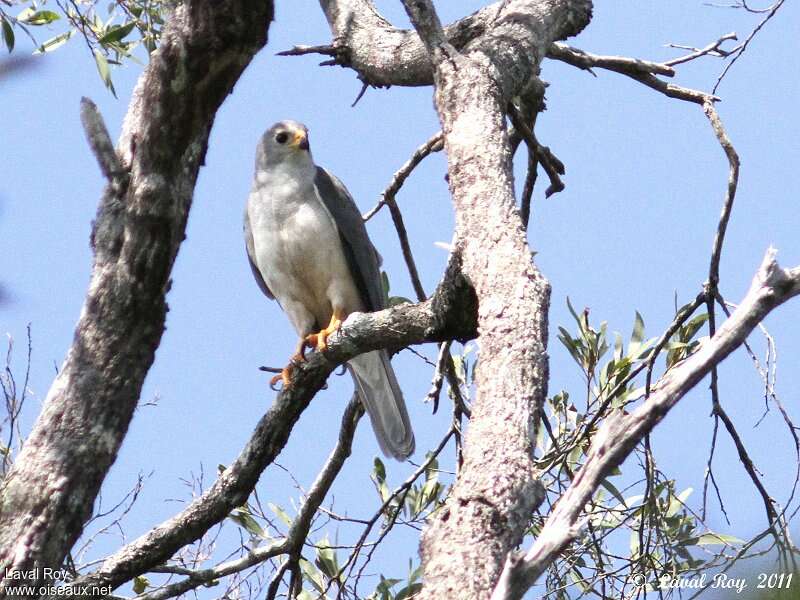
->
[[243, 207, 274, 299], [314, 167, 384, 311]]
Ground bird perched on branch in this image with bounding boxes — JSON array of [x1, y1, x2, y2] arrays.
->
[[243, 120, 415, 461]]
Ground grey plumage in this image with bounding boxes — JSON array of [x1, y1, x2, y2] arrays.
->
[[244, 120, 415, 460]]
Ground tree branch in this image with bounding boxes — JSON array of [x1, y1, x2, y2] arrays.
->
[[135, 396, 364, 600], [491, 249, 800, 600], [79, 97, 126, 184], [56, 264, 477, 595], [313, 0, 591, 94], [388, 1, 592, 599], [547, 42, 717, 105]]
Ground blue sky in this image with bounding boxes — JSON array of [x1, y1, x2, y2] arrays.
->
[[2, 1, 799, 597]]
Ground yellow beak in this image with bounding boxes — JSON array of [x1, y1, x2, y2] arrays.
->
[[291, 130, 309, 151]]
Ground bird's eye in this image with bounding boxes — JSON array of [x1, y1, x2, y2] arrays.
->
[[275, 132, 289, 144]]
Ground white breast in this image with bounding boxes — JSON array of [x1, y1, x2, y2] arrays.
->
[[247, 166, 363, 334]]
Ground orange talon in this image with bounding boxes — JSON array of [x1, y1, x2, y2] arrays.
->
[[305, 310, 344, 353], [269, 368, 290, 390], [269, 352, 305, 391], [301, 334, 318, 357]]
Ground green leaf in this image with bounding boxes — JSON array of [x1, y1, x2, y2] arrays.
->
[[631, 311, 645, 344], [19, 10, 61, 25], [299, 558, 326, 593], [381, 271, 390, 297], [388, 296, 412, 307], [683, 313, 709, 341], [228, 506, 265, 538], [93, 49, 116, 96], [374, 576, 401, 598], [689, 532, 744, 546], [315, 539, 340, 580], [667, 487, 693, 517], [566, 297, 581, 327], [34, 30, 73, 54], [600, 478, 626, 505], [133, 575, 149, 594], [373, 457, 386, 484], [268, 502, 293, 527], [396, 582, 423, 600], [557, 327, 583, 366], [1, 18, 14, 52], [99, 20, 136, 44]]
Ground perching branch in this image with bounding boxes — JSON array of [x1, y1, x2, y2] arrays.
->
[[55, 263, 477, 596]]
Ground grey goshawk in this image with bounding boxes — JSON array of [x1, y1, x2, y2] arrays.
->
[[244, 120, 415, 461]]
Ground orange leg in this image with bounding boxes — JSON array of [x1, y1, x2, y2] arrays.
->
[[304, 309, 345, 353]]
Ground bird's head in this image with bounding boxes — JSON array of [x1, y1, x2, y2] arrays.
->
[[256, 120, 312, 171]]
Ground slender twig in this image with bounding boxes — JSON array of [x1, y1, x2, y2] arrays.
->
[[386, 189, 427, 303], [548, 43, 676, 77], [701, 416, 731, 525], [664, 32, 738, 67], [364, 131, 444, 221], [713, 0, 786, 93], [425, 341, 452, 412], [703, 100, 740, 289], [547, 43, 717, 105], [507, 103, 564, 198], [332, 426, 456, 599]]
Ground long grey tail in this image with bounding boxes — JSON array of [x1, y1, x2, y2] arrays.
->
[[349, 350, 415, 461]]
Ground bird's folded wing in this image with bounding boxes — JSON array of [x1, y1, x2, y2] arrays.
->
[[243, 206, 274, 299], [314, 167, 385, 312]]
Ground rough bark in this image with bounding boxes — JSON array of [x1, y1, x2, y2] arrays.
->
[[382, 2, 591, 599], [317, 0, 591, 89], [0, 0, 274, 593]]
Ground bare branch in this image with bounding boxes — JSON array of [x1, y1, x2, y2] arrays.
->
[[363, 132, 443, 222], [704, 100, 740, 288], [491, 249, 800, 600], [664, 32, 739, 67], [548, 42, 675, 76], [713, 0, 786, 93], [79, 97, 126, 183], [547, 43, 717, 105], [135, 397, 364, 600], [507, 103, 565, 198], [386, 192, 428, 303]]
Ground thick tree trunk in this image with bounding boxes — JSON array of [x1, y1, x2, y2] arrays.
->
[[391, 2, 591, 598], [0, 0, 274, 593]]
